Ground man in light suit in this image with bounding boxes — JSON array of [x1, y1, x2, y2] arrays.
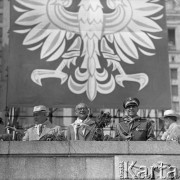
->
[[23, 105, 62, 141], [161, 109, 180, 141], [67, 103, 97, 141]]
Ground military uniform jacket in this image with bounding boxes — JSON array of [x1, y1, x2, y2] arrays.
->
[[22, 120, 62, 141], [115, 116, 155, 141], [67, 118, 96, 141]]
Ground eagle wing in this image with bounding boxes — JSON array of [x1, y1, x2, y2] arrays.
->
[[13, 0, 80, 62], [103, 0, 163, 64]]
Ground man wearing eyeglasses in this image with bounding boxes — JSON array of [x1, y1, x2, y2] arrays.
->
[[114, 97, 155, 141], [22, 105, 62, 141], [67, 103, 97, 141]]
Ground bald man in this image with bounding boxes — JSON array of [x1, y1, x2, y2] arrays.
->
[[67, 103, 97, 141]]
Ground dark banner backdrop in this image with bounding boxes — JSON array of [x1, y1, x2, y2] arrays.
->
[[8, 0, 171, 109]]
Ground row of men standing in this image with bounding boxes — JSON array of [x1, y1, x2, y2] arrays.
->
[[21, 97, 180, 142]]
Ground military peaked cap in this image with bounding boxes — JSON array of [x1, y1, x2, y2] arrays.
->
[[123, 97, 140, 109]]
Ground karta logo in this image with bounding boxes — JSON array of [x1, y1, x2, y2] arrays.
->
[[118, 161, 178, 179]]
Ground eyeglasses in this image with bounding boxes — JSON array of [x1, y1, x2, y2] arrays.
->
[[77, 107, 88, 111]]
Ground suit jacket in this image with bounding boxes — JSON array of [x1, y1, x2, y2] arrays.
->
[[115, 116, 155, 141], [67, 118, 96, 141], [161, 123, 180, 141], [22, 120, 62, 141]]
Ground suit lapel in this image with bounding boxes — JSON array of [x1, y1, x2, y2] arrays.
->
[[77, 118, 95, 139], [31, 127, 40, 140], [83, 118, 95, 137], [78, 127, 85, 137], [39, 121, 54, 138], [40, 127, 50, 138], [84, 124, 95, 137]]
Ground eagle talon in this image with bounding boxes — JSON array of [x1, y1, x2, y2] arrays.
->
[[115, 73, 149, 90], [31, 69, 68, 86], [31, 70, 43, 86]]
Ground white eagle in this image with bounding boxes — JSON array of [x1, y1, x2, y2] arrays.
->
[[13, 0, 163, 101]]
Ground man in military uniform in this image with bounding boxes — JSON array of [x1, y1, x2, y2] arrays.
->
[[115, 97, 155, 141]]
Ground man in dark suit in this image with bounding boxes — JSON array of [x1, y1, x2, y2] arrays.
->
[[23, 105, 62, 141], [115, 97, 155, 141], [67, 103, 97, 141]]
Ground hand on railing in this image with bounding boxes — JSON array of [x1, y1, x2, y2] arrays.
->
[[39, 132, 66, 141]]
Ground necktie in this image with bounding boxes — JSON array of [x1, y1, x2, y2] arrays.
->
[[35, 124, 43, 136]]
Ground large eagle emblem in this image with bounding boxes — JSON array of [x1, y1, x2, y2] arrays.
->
[[13, 0, 163, 101]]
